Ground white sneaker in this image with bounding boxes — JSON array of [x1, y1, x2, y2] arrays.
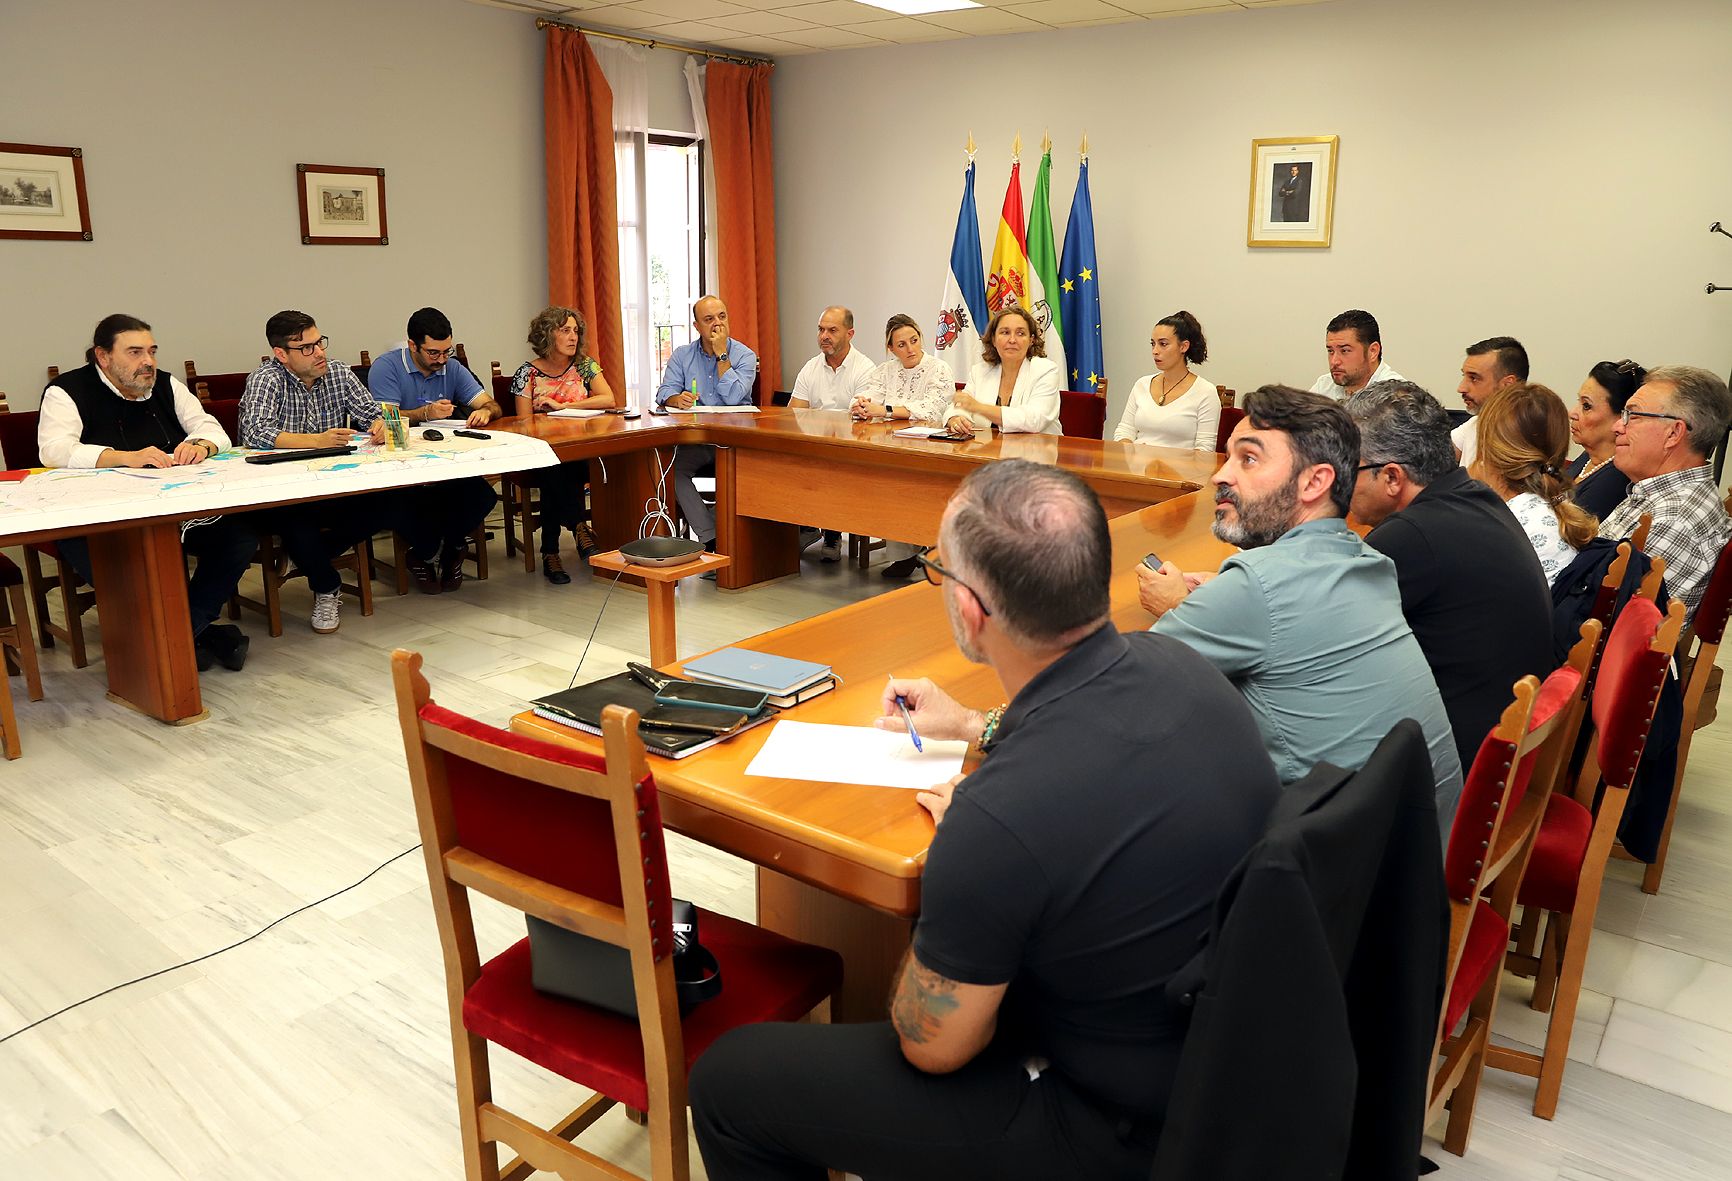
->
[[819, 541, 841, 563], [311, 591, 342, 634]]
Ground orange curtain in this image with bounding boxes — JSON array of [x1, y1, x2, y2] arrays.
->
[[544, 28, 625, 389], [705, 61, 780, 403]]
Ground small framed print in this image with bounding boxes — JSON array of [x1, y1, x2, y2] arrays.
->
[[296, 163, 388, 246], [0, 143, 93, 242], [1247, 136, 1338, 249]]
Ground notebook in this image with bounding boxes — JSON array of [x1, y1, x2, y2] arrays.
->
[[682, 647, 833, 696], [531, 672, 774, 759]]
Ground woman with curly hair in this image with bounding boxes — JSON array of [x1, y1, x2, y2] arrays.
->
[[943, 305, 1062, 436]]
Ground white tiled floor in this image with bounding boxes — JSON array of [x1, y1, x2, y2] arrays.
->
[[3, 528, 1731, 1179]]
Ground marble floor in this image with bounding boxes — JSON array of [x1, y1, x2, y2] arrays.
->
[[2, 523, 1731, 1180]]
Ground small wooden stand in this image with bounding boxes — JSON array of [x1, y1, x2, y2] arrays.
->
[[585, 549, 732, 667]]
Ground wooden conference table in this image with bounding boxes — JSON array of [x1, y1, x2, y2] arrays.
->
[[513, 487, 1237, 1019]]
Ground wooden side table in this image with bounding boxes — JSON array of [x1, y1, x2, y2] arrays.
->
[[586, 549, 732, 667]]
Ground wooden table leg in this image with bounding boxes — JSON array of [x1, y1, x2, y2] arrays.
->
[[756, 867, 912, 1023], [87, 522, 206, 724], [645, 580, 677, 667], [589, 447, 667, 553], [714, 446, 799, 590]]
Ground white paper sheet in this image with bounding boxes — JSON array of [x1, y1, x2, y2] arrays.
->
[[546, 408, 606, 419], [677, 404, 761, 414], [745, 720, 966, 789], [420, 417, 469, 428], [892, 425, 946, 438]]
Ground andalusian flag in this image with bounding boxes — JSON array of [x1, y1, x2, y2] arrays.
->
[[986, 156, 1029, 317], [1060, 155, 1104, 391], [935, 160, 988, 377], [1025, 146, 1068, 389]]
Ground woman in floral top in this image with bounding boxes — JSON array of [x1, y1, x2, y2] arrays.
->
[[511, 305, 618, 583], [1470, 383, 1599, 586]]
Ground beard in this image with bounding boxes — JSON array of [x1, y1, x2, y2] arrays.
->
[[106, 362, 155, 399], [945, 584, 985, 664], [1212, 475, 1301, 549]]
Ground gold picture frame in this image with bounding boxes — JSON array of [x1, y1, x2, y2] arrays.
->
[[1247, 136, 1338, 249]]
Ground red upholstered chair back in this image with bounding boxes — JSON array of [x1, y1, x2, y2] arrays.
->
[[207, 399, 241, 443], [1058, 391, 1106, 439], [1445, 679, 1536, 903], [1691, 536, 1732, 646], [1216, 406, 1247, 453], [185, 366, 251, 402], [0, 410, 42, 469], [1592, 596, 1684, 792]]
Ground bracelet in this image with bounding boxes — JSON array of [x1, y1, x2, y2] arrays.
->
[[978, 704, 1008, 754]]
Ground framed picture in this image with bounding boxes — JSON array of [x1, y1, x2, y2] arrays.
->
[[296, 163, 388, 246], [0, 142, 93, 242], [1247, 136, 1338, 249]]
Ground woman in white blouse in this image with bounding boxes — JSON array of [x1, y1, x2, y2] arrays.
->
[[850, 313, 954, 426], [944, 306, 1062, 436], [1468, 383, 1598, 586], [1113, 310, 1221, 450]]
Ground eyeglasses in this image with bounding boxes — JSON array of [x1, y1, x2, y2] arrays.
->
[[282, 335, 330, 357], [915, 553, 993, 616], [1356, 460, 1401, 473], [416, 344, 455, 361], [1620, 407, 1688, 430]]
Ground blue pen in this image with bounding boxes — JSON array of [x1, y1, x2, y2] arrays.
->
[[895, 694, 923, 753]]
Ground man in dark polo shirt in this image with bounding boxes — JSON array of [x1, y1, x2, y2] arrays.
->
[[38, 313, 255, 671], [689, 459, 1280, 1181], [1347, 379, 1552, 776]]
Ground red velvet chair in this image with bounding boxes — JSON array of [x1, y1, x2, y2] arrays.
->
[[391, 650, 842, 1181], [1488, 591, 1686, 1118], [1215, 406, 1247, 453], [1058, 390, 1106, 439], [0, 407, 97, 666], [1428, 621, 1597, 1154], [0, 553, 45, 760], [183, 359, 261, 403]]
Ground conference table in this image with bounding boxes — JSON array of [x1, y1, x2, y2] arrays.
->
[[512, 486, 1237, 1020]]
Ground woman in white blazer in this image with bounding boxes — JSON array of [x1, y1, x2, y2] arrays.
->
[[944, 306, 1062, 436], [1113, 310, 1221, 451]]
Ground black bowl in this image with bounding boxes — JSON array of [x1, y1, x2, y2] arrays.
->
[[619, 536, 705, 567]]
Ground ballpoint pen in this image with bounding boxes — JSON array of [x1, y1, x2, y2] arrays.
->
[[895, 694, 923, 753]]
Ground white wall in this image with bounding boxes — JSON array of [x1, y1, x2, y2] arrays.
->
[[770, 0, 1732, 428], [0, 0, 545, 411]]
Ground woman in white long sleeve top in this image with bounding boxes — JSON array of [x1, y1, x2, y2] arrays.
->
[[945, 306, 1062, 436], [1113, 310, 1221, 451], [851, 313, 954, 426]]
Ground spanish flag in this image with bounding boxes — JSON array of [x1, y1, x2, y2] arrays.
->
[[986, 157, 1029, 317]]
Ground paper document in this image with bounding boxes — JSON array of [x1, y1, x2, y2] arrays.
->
[[547, 408, 606, 419], [745, 720, 967, 789], [420, 417, 469, 427], [892, 425, 948, 438], [679, 404, 761, 414]]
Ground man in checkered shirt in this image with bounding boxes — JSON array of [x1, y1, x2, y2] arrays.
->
[[1600, 365, 1732, 623]]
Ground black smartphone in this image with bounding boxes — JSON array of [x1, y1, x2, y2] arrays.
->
[[1142, 553, 1164, 571], [654, 681, 769, 715], [453, 429, 489, 439], [639, 705, 747, 735]]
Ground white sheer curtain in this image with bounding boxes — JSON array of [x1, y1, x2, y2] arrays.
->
[[684, 56, 719, 305], [592, 40, 652, 410]]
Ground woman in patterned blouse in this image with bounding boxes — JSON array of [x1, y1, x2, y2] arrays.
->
[[1470, 383, 1599, 586], [510, 305, 618, 583]]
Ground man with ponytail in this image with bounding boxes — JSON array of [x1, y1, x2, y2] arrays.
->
[[1345, 379, 1551, 777]]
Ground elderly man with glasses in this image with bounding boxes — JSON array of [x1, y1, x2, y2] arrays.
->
[[1601, 365, 1732, 622]]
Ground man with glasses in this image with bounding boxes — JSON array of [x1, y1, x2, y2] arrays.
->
[[1345, 380, 1551, 777], [364, 306, 499, 593], [1601, 365, 1732, 621], [690, 459, 1279, 1181], [240, 310, 392, 633], [1137, 385, 1463, 840]]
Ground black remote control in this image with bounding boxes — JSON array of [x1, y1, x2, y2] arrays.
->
[[454, 429, 490, 439]]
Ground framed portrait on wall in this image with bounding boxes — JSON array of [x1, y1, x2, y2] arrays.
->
[[296, 163, 388, 246], [0, 143, 93, 241], [1247, 136, 1338, 249]]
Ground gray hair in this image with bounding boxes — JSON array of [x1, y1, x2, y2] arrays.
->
[[1643, 365, 1732, 459], [1345, 379, 1458, 485], [943, 459, 1110, 647]]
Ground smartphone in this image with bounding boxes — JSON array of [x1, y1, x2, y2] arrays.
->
[[1142, 553, 1164, 571], [639, 705, 747, 735], [654, 681, 769, 715]]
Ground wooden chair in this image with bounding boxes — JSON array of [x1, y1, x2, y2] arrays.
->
[[1217, 387, 1237, 409], [1634, 534, 1732, 894], [390, 650, 842, 1181], [0, 554, 45, 760], [1487, 590, 1687, 1118], [232, 533, 374, 637], [1428, 623, 1597, 1153], [184, 359, 257, 403], [1215, 406, 1247, 453], [1629, 511, 1652, 557], [1058, 390, 1107, 439], [376, 527, 490, 594], [0, 406, 97, 666]]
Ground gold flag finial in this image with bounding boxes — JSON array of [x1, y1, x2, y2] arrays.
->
[[966, 131, 976, 159], [1041, 130, 1052, 154], [1080, 131, 1089, 159], [1012, 132, 1022, 159]]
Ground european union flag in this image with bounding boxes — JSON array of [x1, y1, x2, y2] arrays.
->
[[1059, 158, 1104, 392]]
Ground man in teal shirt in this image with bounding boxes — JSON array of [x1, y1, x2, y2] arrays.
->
[[1138, 384, 1463, 840]]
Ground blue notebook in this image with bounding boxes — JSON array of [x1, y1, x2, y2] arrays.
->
[[682, 647, 833, 696]]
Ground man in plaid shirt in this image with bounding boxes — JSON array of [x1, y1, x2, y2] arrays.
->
[[240, 311, 397, 634], [1600, 365, 1732, 623]]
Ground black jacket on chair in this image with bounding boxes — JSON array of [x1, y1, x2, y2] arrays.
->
[[1150, 721, 1448, 1181]]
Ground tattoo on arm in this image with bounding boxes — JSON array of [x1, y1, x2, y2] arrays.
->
[[890, 955, 960, 1045]]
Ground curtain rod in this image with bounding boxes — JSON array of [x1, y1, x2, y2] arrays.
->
[[534, 16, 772, 67]]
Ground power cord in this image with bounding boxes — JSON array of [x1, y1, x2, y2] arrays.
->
[[567, 566, 626, 689], [0, 844, 423, 1047], [639, 446, 678, 539]]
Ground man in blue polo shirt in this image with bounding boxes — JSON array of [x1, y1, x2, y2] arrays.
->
[[365, 306, 498, 593], [654, 295, 758, 550]]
